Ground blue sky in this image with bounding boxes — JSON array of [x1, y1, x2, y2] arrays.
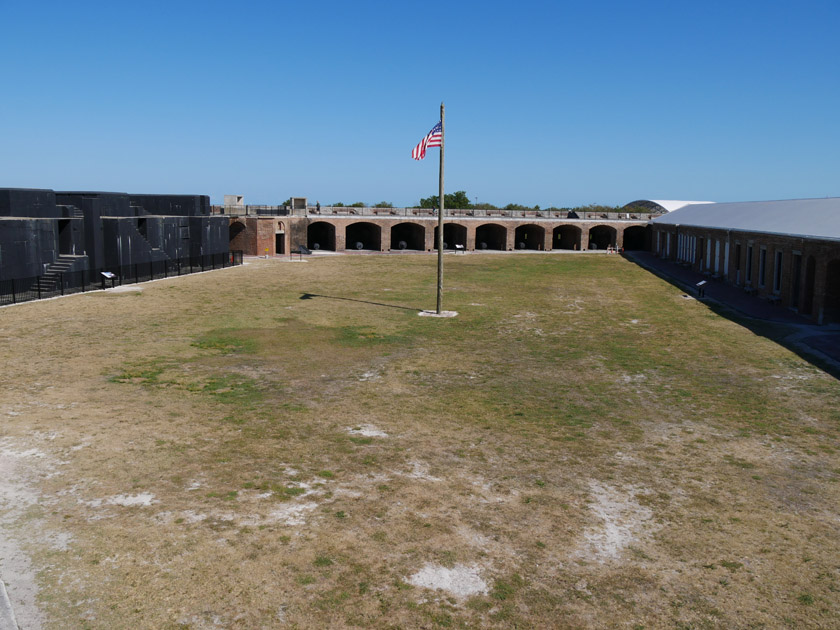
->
[[1, 0, 838, 207]]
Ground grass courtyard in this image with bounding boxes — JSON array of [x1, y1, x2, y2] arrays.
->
[[1, 252, 839, 629]]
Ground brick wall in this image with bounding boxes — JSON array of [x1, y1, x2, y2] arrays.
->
[[652, 224, 840, 323]]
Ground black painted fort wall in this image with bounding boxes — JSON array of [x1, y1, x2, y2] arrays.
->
[[0, 188, 61, 218], [0, 188, 229, 282]]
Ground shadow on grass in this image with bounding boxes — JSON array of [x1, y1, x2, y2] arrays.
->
[[300, 292, 422, 312], [624, 254, 840, 381]]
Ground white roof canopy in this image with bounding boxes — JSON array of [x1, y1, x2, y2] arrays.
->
[[652, 197, 840, 242], [624, 200, 713, 213]]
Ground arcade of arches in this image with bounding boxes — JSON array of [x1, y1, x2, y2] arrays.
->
[[230, 216, 650, 255]]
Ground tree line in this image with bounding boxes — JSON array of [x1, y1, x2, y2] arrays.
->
[[315, 191, 637, 214], [419, 191, 628, 214]]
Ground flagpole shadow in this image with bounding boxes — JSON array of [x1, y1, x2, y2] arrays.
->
[[299, 292, 422, 312]]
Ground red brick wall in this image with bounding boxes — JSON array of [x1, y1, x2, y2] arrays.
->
[[652, 224, 840, 323]]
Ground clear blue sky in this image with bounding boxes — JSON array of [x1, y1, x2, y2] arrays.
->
[[1, 0, 838, 207]]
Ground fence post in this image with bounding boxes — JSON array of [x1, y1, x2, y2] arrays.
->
[[37, 277, 41, 300], [60, 273, 64, 296], [11, 279, 15, 304], [164, 260, 168, 278]]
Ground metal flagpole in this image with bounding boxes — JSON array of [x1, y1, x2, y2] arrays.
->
[[436, 102, 445, 314]]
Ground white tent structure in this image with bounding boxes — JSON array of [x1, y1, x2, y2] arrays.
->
[[623, 200, 713, 213]]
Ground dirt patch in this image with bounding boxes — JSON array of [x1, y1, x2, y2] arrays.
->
[[347, 425, 388, 438], [579, 481, 655, 562], [407, 563, 489, 598], [0, 440, 49, 629]]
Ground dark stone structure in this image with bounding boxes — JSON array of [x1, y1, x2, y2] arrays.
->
[[0, 188, 228, 283]]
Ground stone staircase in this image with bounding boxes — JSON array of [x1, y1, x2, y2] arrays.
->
[[127, 221, 170, 262], [39, 255, 87, 292]]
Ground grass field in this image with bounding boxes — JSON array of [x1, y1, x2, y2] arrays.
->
[[1, 252, 839, 629]]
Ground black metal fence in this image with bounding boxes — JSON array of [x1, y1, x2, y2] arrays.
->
[[0, 251, 244, 307]]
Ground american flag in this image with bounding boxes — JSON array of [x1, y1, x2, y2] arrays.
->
[[411, 121, 442, 160]]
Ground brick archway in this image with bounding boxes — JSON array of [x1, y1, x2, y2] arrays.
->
[[623, 225, 647, 250], [434, 223, 467, 250], [390, 222, 425, 250], [589, 225, 616, 250], [553, 225, 581, 250], [514, 224, 545, 250], [475, 223, 507, 250], [308, 221, 336, 251], [346, 222, 382, 251]]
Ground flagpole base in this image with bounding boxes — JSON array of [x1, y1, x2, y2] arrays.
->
[[418, 310, 458, 318]]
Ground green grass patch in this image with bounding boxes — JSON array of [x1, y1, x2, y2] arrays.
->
[[192, 329, 258, 354]]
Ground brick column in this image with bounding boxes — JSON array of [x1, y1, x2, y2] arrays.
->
[[543, 228, 553, 251], [466, 223, 476, 251], [505, 226, 515, 251], [335, 222, 346, 251]]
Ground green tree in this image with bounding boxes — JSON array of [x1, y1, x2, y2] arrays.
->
[[419, 190, 472, 209], [374, 201, 393, 208]]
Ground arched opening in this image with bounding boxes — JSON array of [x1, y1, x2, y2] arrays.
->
[[307, 221, 336, 251], [514, 224, 545, 250], [434, 223, 468, 250], [623, 225, 646, 251], [588, 225, 616, 250], [553, 225, 581, 250], [229, 221, 247, 251], [824, 259, 840, 323], [275, 221, 285, 255], [475, 223, 507, 250], [801, 256, 816, 316], [390, 222, 425, 251], [345, 222, 381, 251]]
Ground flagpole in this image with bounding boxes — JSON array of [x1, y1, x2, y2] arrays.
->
[[436, 102, 445, 314]]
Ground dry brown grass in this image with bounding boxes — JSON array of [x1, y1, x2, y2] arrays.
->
[[1, 253, 839, 629]]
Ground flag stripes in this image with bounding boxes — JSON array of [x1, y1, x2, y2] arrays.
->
[[411, 121, 442, 160]]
